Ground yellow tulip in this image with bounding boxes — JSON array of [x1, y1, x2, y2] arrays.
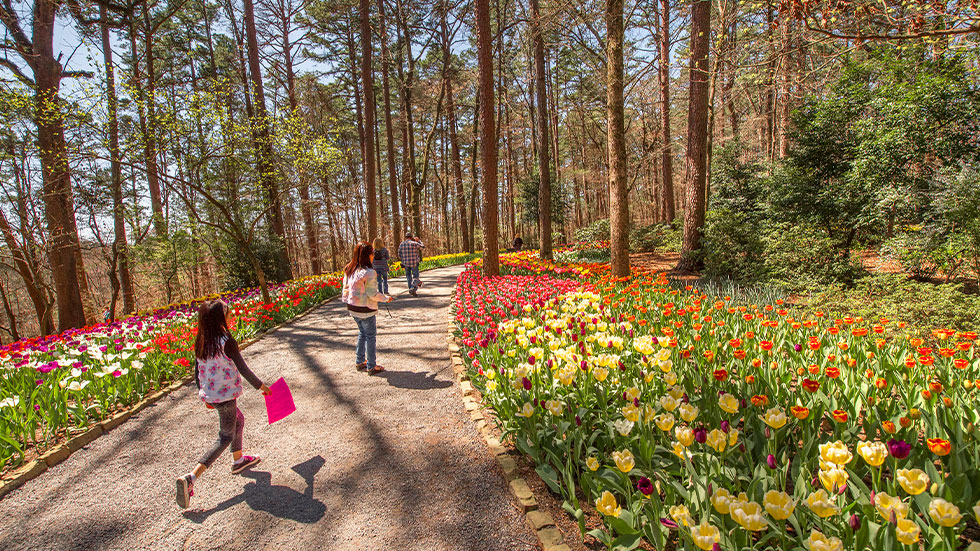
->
[[728, 428, 739, 446], [805, 490, 840, 518], [586, 457, 599, 471], [895, 518, 920, 545], [545, 400, 563, 416], [675, 426, 695, 447], [655, 413, 675, 432], [817, 462, 849, 493], [818, 441, 853, 465], [807, 529, 843, 551], [718, 393, 739, 414], [663, 371, 677, 385], [763, 490, 795, 520], [517, 402, 535, 417], [928, 498, 962, 527], [856, 441, 888, 467], [762, 406, 788, 429], [660, 394, 680, 412], [611, 450, 635, 473], [625, 386, 640, 400], [643, 405, 657, 423], [672, 441, 692, 460], [706, 429, 727, 453], [622, 404, 640, 422], [711, 488, 734, 515], [690, 522, 721, 551], [595, 491, 621, 517], [669, 504, 693, 527], [874, 492, 909, 521], [896, 468, 929, 496], [730, 501, 767, 531], [679, 403, 699, 423], [592, 366, 608, 382]]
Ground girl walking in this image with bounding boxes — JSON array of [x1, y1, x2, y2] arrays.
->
[[372, 237, 390, 295], [176, 300, 271, 509], [342, 242, 393, 375]]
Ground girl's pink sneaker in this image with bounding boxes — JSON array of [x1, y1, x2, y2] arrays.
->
[[231, 455, 261, 474]]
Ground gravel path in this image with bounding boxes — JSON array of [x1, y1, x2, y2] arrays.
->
[[0, 266, 540, 551]]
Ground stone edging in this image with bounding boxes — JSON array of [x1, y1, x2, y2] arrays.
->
[[0, 294, 336, 501], [446, 294, 572, 551]]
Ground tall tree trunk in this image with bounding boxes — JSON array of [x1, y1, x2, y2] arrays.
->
[[243, 0, 292, 279], [530, 0, 552, 259], [378, 0, 402, 243], [395, 0, 421, 236], [360, 0, 378, 238], [440, 2, 470, 252], [606, 0, 629, 277], [657, 0, 675, 223], [30, 3, 89, 330], [101, 6, 135, 315], [139, 5, 166, 236], [678, 0, 710, 272], [475, 0, 498, 274]]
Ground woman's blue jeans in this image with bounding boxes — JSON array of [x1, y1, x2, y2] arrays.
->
[[376, 271, 389, 294], [354, 315, 377, 368]]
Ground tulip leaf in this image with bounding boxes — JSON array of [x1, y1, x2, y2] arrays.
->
[[535, 463, 563, 495], [610, 532, 642, 550]]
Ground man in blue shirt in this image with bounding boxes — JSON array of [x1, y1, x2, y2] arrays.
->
[[397, 232, 425, 296]]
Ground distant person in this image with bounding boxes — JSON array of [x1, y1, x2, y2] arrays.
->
[[398, 232, 425, 296], [342, 242, 393, 376], [176, 300, 271, 509], [512, 236, 524, 251], [372, 237, 391, 295], [102, 306, 111, 323]]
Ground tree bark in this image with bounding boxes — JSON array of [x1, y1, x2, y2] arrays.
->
[[475, 0, 498, 275], [678, 0, 710, 272], [360, 0, 378, 239], [606, 0, 629, 277], [530, 0, 552, 259], [243, 0, 292, 279], [101, 6, 136, 315], [377, 0, 402, 244], [138, 5, 166, 236], [440, 2, 470, 252], [657, 0, 675, 223]]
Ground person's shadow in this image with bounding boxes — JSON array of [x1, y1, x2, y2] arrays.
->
[[183, 456, 326, 524]]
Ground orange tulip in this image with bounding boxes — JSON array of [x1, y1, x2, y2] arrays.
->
[[790, 405, 810, 420], [751, 394, 768, 406], [831, 410, 848, 423], [926, 438, 951, 456], [882, 421, 897, 434], [825, 367, 841, 379], [802, 379, 820, 393]]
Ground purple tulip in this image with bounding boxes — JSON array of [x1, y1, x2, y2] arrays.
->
[[694, 428, 708, 444], [637, 477, 654, 496], [522, 377, 532, 390], [849, 513, 861, 531], [887, 439, 911, 459], [528, 355, 535, 365], [766, 454, 777, 469], [660, 517, 678, 529], [794, 343, 803, 352], [720, 420, 730, 433], [575, 416, 582, 426], [633, 398, 640, 407]]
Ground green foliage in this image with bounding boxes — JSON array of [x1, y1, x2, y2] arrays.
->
[[880, 230, 969, 282], [574, 218, 610, 243], [629, 221, 680, 253], [930, 166, 980, 285], [218, 235, 293, 291], [518, 171, 570, 227], [807, 274, 980, 334], [701, 209, 768, 283], [777, 49, 980, 250], [556, 243, 610, 264]]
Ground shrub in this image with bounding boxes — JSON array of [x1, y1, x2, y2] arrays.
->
[[880, 230, 968, 282], [574, 218, 610, 243], [629, 221, 681, 253], [807, 273, 980, 333], [701, 209, 768, 283]]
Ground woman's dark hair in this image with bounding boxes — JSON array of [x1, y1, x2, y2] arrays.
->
[[194, 300, 231, 359], [344, 242, 374, 277]]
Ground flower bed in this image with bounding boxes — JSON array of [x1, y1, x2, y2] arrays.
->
[[455, 253, 980, 550], [0, 252, 476, 474]]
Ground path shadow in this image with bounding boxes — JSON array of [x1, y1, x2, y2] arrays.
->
[[183, 455, 326, 524], [375, 369, 453, 390]]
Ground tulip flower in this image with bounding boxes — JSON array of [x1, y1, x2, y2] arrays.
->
[[762, 406, 788, 429], [896, 468, 929, 495], [807, 530, 843, 551], [730, 500, 767, 531], [926, 438, 952, 456], [895, 518, 920, 545], [596, 491, 621, 517], [711, 488, 734, 515], [706, 429, 727, 453], [873, 492, 909, 520], [675, 426, 694, 447], [690, 522, 721, 551], [763, 490, 795, 520], [928, 498, 962, 527], [586, 457, 599, 471], [856, 441, 888, 467], [805, 490, 840, 518], [637, 476, 654, 496], [888, 439, 911, 459], [611, 449, 635, 473], [669, 504, 694, 527], [819, 441, 853, 465], [718, 393, 739, 414]]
